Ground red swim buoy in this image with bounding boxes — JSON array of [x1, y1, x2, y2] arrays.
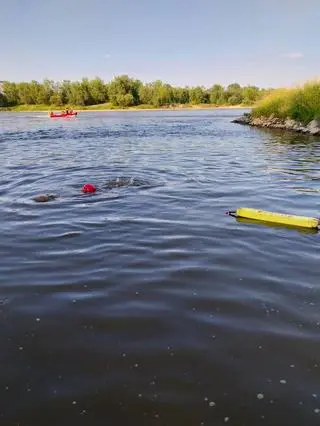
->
[[82, 183, 96, 193]]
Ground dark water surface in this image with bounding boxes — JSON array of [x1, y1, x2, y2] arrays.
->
[[0, 110, 319, 426]]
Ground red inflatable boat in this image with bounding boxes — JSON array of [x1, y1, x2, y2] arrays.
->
[[49, 111, 78, 118]]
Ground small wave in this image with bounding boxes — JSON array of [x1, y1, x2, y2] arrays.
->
[[102, 176, 155, 190]]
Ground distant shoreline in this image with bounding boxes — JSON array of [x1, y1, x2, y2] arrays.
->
[[79, 105, 251, 112], [0, 104, 251, 113]]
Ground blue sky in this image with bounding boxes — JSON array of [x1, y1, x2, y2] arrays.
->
[[1, 0, 319, 88]]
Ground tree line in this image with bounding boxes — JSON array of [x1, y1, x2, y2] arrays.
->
[[0, 76, 272, 108]]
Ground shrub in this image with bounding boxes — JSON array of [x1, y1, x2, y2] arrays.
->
[[252, 81, 320, 124]]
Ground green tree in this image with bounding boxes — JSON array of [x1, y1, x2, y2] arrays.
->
[[242, 85, 260, 105], [89, 77, 108, 104], [116, 93, 135, 107], [29, 80, 42, 104], [37, 79, 55, 104], [67, 81, 87, 106], [150, 81, 173, 106], [0, 92, 8, 107], [171, 87, 190, 104], [80, 78, 94, 105], [138, 83, 153, 105], [225, 83, 243, 105], [49, 92, 63, 106], [2, 82, 19, 105], [17, 82, 35, 104], [108, 75, 141, 106], [208, 84, 225, 105], [58, 80, 72, 104], [189, 86, 208, 104], [140, 82, 187, 106]]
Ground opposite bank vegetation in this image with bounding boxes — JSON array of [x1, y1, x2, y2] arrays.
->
[[233, 81, 320, 136], [0, 75, 270, 111]]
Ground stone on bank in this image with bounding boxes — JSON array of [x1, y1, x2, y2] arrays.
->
[[232, 113, 320, 136]]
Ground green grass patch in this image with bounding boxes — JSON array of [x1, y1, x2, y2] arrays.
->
[[252, 81, 320, 124]]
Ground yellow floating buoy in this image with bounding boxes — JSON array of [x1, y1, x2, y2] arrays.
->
[[227, 207, 319, 229], [235, 216, 318, 234]]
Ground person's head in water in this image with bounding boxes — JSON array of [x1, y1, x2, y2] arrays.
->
[[33, 194, 57, 202], [82, 183, 96, 193]]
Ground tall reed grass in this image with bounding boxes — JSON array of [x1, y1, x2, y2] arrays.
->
[[252, 81, 320, 124]]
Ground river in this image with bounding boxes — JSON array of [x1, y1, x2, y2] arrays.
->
[[0, 110, 319, 426]]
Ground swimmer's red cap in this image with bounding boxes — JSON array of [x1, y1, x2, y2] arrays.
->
[[82, 183, 96, 193]]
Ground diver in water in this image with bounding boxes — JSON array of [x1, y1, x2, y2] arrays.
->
[[32, 178, 149, 202], [33, 183, 96, 202]]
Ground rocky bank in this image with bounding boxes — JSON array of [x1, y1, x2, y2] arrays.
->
[[232, 113, 320, 136]]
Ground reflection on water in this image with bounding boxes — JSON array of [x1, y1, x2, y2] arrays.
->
[[0, 110, 320, 426], [252, 127, 320, 202]]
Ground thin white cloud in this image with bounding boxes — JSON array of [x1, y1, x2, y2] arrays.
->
[[104, 54, 111, 59], [283, 52, 304, 59]]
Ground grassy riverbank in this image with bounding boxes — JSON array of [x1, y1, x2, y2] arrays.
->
[[0, 103, 250, 112], [252, 81, 320, 124]]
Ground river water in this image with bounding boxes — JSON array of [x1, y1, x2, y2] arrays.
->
[[0, 110, 319, 426]]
